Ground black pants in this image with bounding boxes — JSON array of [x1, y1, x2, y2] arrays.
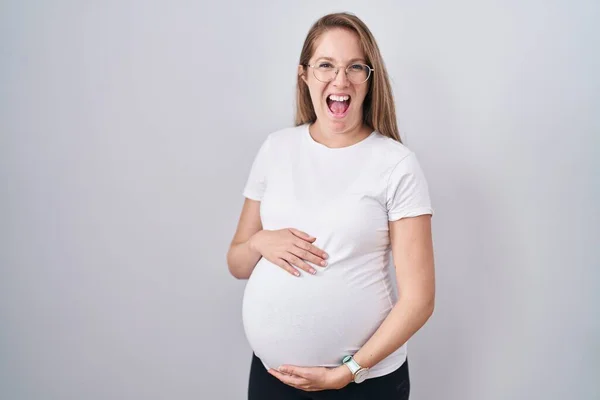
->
[[248, 353, 410, 400]]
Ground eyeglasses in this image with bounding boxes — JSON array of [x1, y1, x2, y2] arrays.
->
[[305, 62, 374, 84]]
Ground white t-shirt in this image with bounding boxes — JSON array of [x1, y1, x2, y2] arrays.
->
[[241, 124, 433, 379]]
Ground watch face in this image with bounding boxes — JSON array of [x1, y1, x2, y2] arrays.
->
[[354, 369, 368, 384]]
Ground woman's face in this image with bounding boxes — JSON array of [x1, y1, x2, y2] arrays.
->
[[300, 28, 369, 133]]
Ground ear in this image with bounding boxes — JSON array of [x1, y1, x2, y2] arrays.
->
[[298, 65, 308, 84]]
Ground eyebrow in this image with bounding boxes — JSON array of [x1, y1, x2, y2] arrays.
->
[[314, 56, 366, 63]]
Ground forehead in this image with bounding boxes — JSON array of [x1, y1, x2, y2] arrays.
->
[[312, 28, 365, 62]]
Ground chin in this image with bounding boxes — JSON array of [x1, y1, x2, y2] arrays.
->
[[329, 121, 353, 132], [324, 110, 358, 131]]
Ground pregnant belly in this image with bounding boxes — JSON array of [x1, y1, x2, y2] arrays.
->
[[242, 258, 392, 369]]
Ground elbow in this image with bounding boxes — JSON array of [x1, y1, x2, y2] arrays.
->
[[419, 286, 435, 319], [401, 291, 435, 321], [424, 296, 435, 320], [229, 267, 250, 280], [226, 250, 250, 280], [421, 288, 436, 322]]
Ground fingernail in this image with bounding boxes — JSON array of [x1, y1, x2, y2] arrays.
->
[[323, 253, 329, 259], [321, 261, 328, 267], [310, 269, 316, 275], [294, 271, 300, 277]]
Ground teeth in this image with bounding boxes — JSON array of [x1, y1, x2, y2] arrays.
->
[[328, 94, 350, 102]]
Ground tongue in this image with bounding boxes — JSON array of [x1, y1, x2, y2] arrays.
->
[[330, 100, 348, 115]]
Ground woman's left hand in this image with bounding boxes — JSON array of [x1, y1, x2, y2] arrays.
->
[[268, 364, 353, 392]]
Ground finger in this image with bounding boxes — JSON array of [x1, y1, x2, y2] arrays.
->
[[275, 258, 301, 277], [288, 228, 316, 242], [279, 366, 313, 380], [291, 244, 328, 267], [283, 253, 316, 275], [293, 238, 328, 258], [268, 369, 310, 387], [278, 366, 302, 378]]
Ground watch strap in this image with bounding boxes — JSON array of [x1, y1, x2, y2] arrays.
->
[[342, 355, 362, 374]]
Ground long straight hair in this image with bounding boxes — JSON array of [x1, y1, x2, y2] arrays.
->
[[295, 12, 401, 143]]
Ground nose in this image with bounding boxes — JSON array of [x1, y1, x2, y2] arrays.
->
[[332, 67, 350, 87]]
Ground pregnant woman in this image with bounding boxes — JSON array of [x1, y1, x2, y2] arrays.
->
[[227, 12, 436, 400]]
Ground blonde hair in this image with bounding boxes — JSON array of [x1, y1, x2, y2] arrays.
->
[[295, 12, 401, 143]]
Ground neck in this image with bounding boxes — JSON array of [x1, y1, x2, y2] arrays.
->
[[310, 120, 371, 149]]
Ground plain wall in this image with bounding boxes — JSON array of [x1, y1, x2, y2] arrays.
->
[[1, 1, 598, 399]]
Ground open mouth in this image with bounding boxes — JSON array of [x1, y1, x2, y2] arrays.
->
[[326, 94, 351, 117]]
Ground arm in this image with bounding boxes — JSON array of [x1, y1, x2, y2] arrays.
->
[[270, 214, 435, 390], [227, 198, 329, 279], [226, 198, 263, 279], [352, 213, 435, 369]]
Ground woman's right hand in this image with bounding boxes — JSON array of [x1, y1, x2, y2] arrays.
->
[[249, 228, 329, 276]]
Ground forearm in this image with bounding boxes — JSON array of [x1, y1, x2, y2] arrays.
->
[[353, 294, 434, 369], [227, 234, 262, 279]]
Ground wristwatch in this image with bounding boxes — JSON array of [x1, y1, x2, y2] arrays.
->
[[342, 355, 369, 383]]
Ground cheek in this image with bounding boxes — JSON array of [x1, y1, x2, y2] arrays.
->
[[357, 85, 371, 103], [307, 82, 327, 106], [351, 93, 367, 110]]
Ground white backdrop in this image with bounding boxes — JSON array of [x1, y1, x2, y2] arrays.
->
[[1, 1, 598, 399]]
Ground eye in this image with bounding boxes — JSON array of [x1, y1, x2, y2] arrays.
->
[[350, 64, 365, 71], [318, 62, 334, 69]]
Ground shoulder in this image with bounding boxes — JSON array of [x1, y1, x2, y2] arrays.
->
[[368, 132, 418, 170], [263, 124, 307, 149], [248, 125, 305, 161]]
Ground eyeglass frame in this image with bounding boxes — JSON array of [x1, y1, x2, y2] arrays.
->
[[303, 62, 375, 84]]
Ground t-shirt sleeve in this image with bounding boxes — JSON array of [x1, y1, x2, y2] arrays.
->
[[243, 136, 271, 201], [386, 152, 434, 221]]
